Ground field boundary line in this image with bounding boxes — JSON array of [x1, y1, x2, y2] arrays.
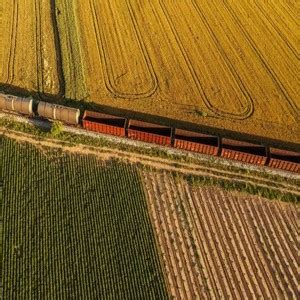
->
[[34, 0, 43, 96], [50, 0, 65, 98]]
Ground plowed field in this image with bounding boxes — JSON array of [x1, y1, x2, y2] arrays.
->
[[142, 170, 299, 299], [0, 0, 61, 96]]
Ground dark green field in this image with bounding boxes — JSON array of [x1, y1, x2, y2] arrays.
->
[[1, 137, 167, 299]]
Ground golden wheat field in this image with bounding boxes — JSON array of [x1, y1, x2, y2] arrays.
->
[[142, 170, 299, 299], [0, 0, 61, 96], [0, 1, 299, 142]]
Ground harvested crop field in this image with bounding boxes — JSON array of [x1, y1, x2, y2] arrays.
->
[[0, 0, 61, 96], [142, 170, 299, 299], [57, 0, 299, 143], [0, 1, 299, 143]]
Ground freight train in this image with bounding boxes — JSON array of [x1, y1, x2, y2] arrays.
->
[[0, 93, 299, 173]]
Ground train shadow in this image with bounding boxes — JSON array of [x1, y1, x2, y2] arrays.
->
[[62, 96, 300, 153], [27, 116, 52, 132]]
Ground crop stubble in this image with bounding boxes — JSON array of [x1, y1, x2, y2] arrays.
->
[[224, 0, 299, 118], [64, 0, 299, 143], [142, 170, 299, 299], [0, 0, 60, 96], [0, 1, 298, 142]]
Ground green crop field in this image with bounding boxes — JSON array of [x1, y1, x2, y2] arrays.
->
[[1, 137, 168, 299]]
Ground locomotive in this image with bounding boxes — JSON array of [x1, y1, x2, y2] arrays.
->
[[0, 93, 299, 173]]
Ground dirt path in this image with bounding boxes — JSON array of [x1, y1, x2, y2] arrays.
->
[[1, 128, 299, 199]]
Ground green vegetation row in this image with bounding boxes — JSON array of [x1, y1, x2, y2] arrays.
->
[[1, 137, 168, 299], [180, 173, 299, 203]]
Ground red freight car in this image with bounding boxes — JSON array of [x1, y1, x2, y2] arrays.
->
[[174, 129, 219, 155], [83, 111, 126, 137], [269, 148, 300, 173], [221, 138, 267, 165], [128, 120, 171, 146]]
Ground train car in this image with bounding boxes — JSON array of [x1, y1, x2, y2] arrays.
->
[[269, 148, 300, 173], [37, 101, 80, 125], [174, 129, 219, 155], [221, 138, 267, 165], [2, 92, 300, 174], [0, 93, 33, 115], [82, 110, 126, 137], [128, 120, 171, 146]]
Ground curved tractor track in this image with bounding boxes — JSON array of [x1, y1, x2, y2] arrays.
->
[[158, 0, 254, 120], [89, 0, 158, 99], [1, 1, 299, 144], [223, 0, 299, 121]]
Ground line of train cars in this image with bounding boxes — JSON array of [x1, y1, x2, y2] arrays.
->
[[0, 93, 299, 173]]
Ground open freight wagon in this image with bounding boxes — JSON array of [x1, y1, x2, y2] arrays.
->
[[83, 111, 126, 137], [128, 120, 172, 146], [269, 148, 300, 173], [221, 138, 267, 165], [174, 129, 219, 155]]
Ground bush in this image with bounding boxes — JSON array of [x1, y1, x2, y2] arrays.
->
[[50, 121, 63, 137], [194, 109, 208, 117]]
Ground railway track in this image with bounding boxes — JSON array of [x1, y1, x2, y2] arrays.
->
[[1, 111, 299, 187]]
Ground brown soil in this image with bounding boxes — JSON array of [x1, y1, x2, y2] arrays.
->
[[141, 170, 299, 299]]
